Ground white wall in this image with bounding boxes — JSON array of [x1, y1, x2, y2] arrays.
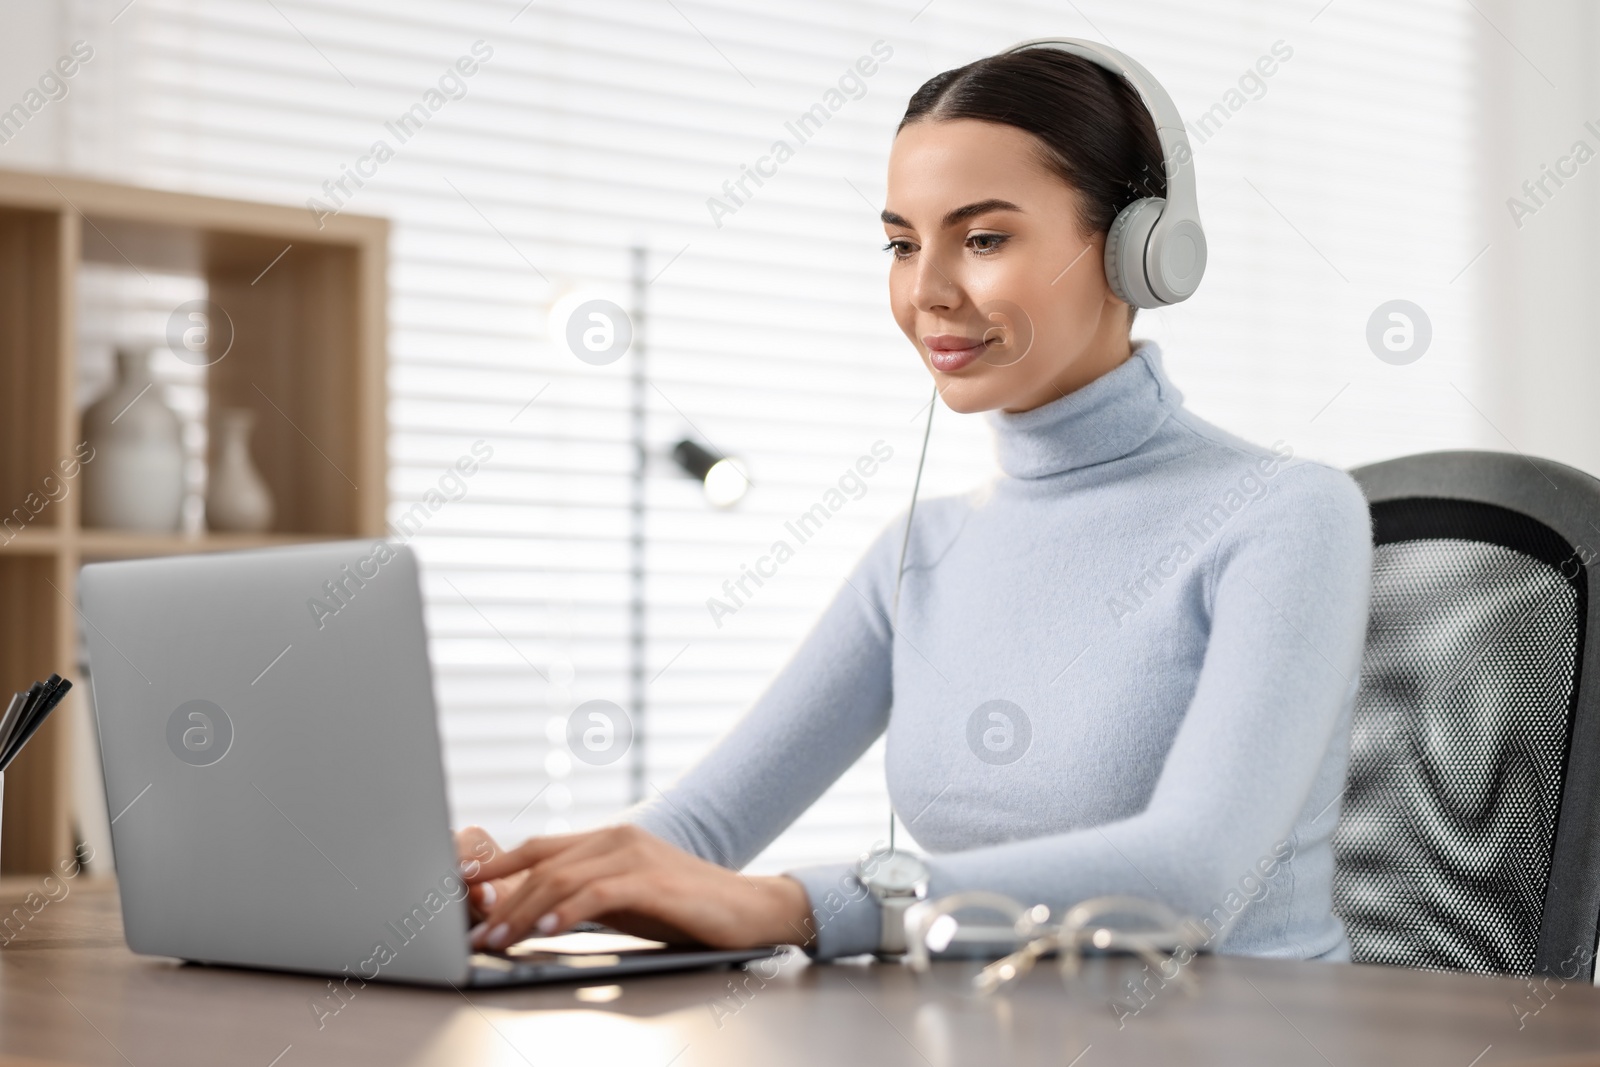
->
[[0, 2, 67, 166], [1481, 0, 1600, 477]]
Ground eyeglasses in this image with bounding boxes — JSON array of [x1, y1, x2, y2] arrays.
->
[[904, 892, 1200, 996]]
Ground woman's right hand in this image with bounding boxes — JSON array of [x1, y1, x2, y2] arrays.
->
[[455, 825, 529, 924]]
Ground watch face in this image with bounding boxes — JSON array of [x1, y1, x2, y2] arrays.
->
[[870, 852, 928, 893]]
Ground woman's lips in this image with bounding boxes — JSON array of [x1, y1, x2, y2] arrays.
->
[[924, 334, 990, 373]]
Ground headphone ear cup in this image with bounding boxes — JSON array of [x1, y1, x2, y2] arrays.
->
[[1148, 216, 1208, 304], [1103, 197, 1166, 309]]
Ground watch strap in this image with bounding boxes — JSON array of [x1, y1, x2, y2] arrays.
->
[[878, 894, 913, 956]]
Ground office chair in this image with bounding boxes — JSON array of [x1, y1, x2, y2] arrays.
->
[[1333, 450, 1600, 979]]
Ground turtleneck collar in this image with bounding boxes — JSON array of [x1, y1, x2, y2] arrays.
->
[[984, 339, 1179, 479]]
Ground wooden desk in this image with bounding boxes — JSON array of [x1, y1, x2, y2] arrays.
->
[[2, 881, 1598, 1066]]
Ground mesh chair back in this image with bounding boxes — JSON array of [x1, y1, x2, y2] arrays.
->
[[1336, 452, 1600, 979]]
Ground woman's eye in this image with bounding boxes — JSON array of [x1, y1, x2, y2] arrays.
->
[[968, 232, 1009, 254], [882, 239, 915, 260]]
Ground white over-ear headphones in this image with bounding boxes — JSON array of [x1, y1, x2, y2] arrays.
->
[[1002, 38, 1207, 309]]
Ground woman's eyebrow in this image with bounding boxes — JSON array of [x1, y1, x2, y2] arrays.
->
[[880, 198, 1024, 230]]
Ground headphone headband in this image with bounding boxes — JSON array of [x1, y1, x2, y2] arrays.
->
[[1001, 37, 1206, 306]]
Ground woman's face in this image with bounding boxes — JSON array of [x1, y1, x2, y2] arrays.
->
[[884, 118, 1132, 414]]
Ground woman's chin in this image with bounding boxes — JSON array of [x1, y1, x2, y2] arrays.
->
[[931, 374, 1010, 415]]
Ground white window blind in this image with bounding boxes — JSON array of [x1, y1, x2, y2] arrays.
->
[[54, 0, 1486, 873]]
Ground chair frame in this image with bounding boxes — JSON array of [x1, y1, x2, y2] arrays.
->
[[1352, 449, 1600, 981]]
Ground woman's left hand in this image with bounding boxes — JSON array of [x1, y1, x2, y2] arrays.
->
[[460, 824, 815, 952], [455, 825, 527, 923]]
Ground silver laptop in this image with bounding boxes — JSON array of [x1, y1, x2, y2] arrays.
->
[[80, 541, 778, 987]]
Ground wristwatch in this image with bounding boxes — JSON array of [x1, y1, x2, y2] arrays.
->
[[855, 849, 930, 957]]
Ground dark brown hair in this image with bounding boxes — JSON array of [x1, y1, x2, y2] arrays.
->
[[897, 48, 1166, 325]]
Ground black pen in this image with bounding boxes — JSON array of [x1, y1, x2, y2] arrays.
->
[[0, 691, 25, 754], [0, 677, 70, 772], [0, 680, 44, 769]]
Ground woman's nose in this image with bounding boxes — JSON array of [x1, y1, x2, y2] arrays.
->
[[909, 249, 963, 313]]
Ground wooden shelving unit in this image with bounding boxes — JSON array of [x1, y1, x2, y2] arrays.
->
[[0, 169, 388, 874]]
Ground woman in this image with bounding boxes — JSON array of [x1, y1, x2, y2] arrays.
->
[[459, 43, 1372, 962]]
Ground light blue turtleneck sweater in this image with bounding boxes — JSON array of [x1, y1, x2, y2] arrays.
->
[[628, 340, 1373, 961]]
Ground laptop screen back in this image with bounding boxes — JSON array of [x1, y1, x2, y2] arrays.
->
[[80, 541, 470, 984]]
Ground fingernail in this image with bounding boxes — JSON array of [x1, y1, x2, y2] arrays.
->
[[480, 884, 496, 908], [459, 859, 480, 877], [535, 913, 559, 935], [468, 922, 487, 947], [486, 923, 511, 950]]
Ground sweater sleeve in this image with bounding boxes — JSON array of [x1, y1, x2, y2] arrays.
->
[[622, 515, 899, 898], [787, 461, 1373, 959]]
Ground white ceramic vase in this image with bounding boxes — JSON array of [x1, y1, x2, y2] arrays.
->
[[205, 408, 275, 533], [81, 348, 186, 532]]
